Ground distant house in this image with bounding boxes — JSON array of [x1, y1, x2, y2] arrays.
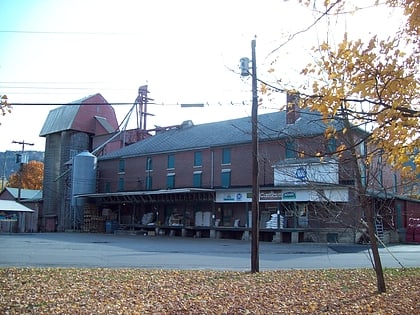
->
[[0, 187, 42, 232]]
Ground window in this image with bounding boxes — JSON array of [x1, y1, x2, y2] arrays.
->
[[194, 151, 202, 167], [105, 182, 111, 193], [378, 153, 383, 186], [167, 154, 175, 169], [167, 173, 175, 189], [145, 157, 153, 190], [285, 140, 296, 159], [222, 148, 231, 164], [360, 141, 367, 157], [193, 171, 202, 187], [118, 178, 124, 191], [221, 169, 231, 188], [145, 175, 152, 190], [146, 157, 153, 171], [118, 159, 125, 173], [360, 162, 367, 187], [326, 137, 337, 154]]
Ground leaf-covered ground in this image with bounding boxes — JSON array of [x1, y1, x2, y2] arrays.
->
[[1, 268, 419, 314]]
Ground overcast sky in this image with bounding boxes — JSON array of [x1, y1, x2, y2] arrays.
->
[[0, 0, 402, 152]]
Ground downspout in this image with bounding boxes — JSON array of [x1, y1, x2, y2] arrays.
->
[[211, 149, 214, 189]]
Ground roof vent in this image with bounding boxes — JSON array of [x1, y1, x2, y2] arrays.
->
[[180, 120, 194, 129]]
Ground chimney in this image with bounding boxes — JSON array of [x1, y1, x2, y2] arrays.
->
[[286, 92, 300, 124]]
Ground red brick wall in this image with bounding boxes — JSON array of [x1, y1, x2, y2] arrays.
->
[[97, 136, 368, 192]]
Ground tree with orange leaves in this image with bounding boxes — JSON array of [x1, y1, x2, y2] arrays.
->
[[8, 160, 44, 190]]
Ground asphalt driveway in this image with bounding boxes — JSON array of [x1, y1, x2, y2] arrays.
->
[[0, 233, 418, 270]]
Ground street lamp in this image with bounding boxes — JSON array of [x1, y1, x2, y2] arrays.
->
[[240, 38, 260, 273]]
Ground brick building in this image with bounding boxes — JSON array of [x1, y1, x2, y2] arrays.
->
[[79, 102, 414, 243], [40, 93, 419, 242]]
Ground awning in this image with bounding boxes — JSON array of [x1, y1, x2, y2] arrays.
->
[[0, 200, 34, 212], [74, 188, 216, 204]]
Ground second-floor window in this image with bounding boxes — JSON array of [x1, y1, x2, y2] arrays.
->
[[285, 140, 296, 159], [145, 175, 152, 190], [222, 148, 231, 164], [221, 169, 231, 188], [326, 137, 337, 154], [146, 157, 153, 171], [118, 177, 124, 191], [193, 171, 202, 187], [167, 173, 175, 189], [105, 182, 111, 193], [194, 151, 202, 167], [167, 154, 175, 169], [119, 159, 125, 173]]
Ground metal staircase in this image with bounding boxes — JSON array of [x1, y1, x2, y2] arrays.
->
[[375, 216, 384, 240]]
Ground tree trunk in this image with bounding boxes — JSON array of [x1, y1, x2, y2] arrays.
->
[[365, 201, 387, 293], [340, 106, 387, 294]]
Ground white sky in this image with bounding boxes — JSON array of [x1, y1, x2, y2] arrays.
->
[[0, 0, 403, 151]]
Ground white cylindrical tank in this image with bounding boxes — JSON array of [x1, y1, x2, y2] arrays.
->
[[71, 150, 97, 206]]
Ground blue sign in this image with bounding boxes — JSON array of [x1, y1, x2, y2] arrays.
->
[[296, 167, 307, 180]]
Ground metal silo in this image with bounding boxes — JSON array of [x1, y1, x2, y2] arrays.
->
[[71, 151, 97, 229]]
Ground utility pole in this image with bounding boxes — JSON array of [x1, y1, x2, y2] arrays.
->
[[12, 140, 34, 201], [240, 38, 260, 273]]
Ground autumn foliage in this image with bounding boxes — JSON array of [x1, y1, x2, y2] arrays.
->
[[296, 0, 419, 175], [0, 268, 418, 314], [8, 160, 44, 190], [265, 1, 419, 176], [0, 94, 11, 119]]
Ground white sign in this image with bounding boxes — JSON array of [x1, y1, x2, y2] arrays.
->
[[274, 159, 339, 185]]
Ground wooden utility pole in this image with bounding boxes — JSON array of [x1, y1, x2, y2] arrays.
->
[[250, 38, 260, 273], [240, 38, 260, 273], [12, 140, 34, 201]]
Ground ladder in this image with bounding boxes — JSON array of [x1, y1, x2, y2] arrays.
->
[[375, 216, 384, 240]]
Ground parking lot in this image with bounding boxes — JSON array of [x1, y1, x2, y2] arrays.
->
[[0, 233, 419, 270]]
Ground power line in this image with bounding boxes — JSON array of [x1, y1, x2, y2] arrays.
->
[[0, 30, 138, 36], [1, 86, 134, 90], [9, 101, 255, 107]]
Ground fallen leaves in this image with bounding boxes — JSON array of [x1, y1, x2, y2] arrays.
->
[[0, 268, 419, 314]]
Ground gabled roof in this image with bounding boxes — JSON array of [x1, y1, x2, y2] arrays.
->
[[39, 104, 80, 136], [1, 187, 42, 200], [39, 93, 118, 136], [99, 109, 345, 160]]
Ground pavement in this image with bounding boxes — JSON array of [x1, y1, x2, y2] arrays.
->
[[0, 232, 419, 270]]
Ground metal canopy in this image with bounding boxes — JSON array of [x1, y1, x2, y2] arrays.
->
[[75, 188, 215, 204], [0, 200, 35, 212]]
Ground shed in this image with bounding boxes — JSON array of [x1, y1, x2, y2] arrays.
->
[[0, 200, 35, 233]]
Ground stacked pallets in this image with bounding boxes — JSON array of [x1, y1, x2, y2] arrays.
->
[[83, 204, 105, 233]]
